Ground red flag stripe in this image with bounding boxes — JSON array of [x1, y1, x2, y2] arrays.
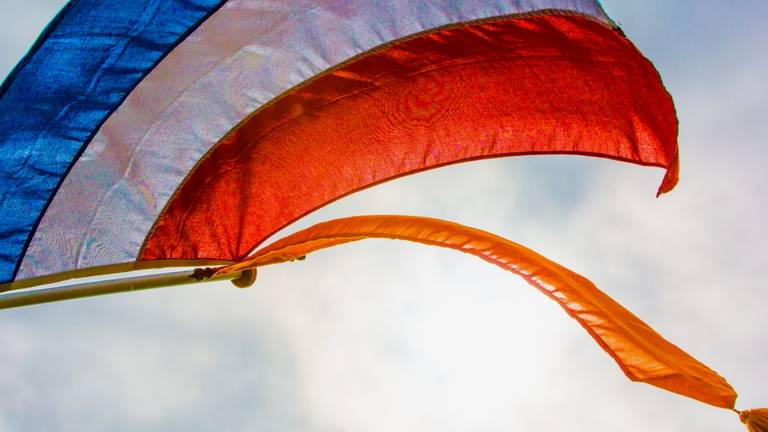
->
[[141, 13, 678, 262]]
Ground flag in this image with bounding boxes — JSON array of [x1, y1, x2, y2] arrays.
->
[[0, 0, 678, 287], [2, 2, 765, 428]]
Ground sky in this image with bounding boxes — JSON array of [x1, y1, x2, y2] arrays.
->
[[0, 1, 766, 431]]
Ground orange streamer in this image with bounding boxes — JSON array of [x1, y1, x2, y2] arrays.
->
[[216, 215, 736, 409], [740, 409, 768, 432]]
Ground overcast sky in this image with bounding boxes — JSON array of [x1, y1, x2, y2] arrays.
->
[[0, 1, 766, 431]]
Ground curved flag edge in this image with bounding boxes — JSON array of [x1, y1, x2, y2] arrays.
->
[[0, 1, 72, 97], [2, 0, 229, 284], [140, 11, 679, 263]]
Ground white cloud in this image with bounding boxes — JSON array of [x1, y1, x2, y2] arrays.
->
[[0, 0, 765, 431]]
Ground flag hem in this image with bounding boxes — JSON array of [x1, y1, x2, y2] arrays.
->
[[1, 258, 234, 293]]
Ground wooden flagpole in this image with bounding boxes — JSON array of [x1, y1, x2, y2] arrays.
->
[[0, 268, 256, 310]]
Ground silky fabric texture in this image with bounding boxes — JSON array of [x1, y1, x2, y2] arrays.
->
[[19, 0, 612, 280], [0, 0, 225, 283], [142, 14, 678, 262], [216, 215, 736, 409], [741, 409, 768, 432]]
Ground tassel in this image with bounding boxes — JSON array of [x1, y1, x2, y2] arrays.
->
[[739, 408, 768, 432]]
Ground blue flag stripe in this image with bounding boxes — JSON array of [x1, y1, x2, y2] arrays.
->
[[0, 0, 226, 283]]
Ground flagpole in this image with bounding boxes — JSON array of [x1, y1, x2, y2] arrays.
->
[[0, 268, 255, 310]]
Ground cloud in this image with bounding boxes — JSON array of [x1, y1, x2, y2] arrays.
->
[[0, 0, 765, 431]]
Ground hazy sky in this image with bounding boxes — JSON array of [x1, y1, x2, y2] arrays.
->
[[0, 1, 766, 431]]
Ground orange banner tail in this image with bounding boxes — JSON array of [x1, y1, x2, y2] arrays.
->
[[216, 214, 737, 409]]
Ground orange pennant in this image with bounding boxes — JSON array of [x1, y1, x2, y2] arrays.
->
[[216, 214, 736, 409]]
